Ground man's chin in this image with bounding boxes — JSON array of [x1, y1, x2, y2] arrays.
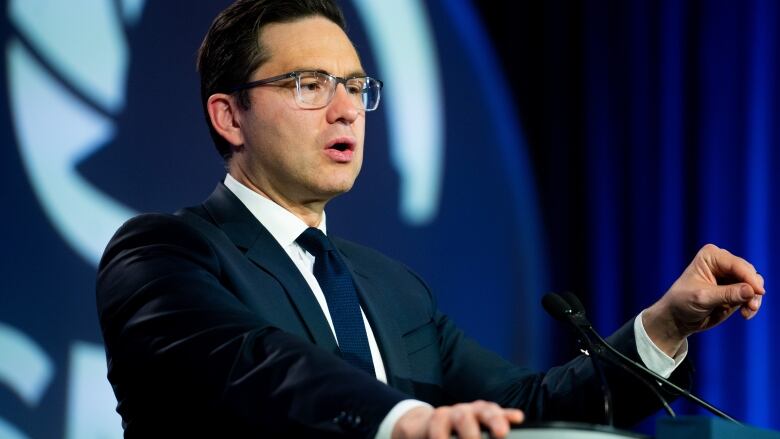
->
[[325, 171, 360, 193], [302, 179, 357, 204], [321, 182, 356, 199]]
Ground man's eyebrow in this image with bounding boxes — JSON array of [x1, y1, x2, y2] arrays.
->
[[293, 67, 368, 77]]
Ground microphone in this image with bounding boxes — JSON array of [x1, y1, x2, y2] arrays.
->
[[554, 292, 678, 418], [542, 292, 614, 426], [542, 291, 589, 327], [542, 292, 741, 424]]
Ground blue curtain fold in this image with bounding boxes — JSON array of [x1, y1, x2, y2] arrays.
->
[[581, 0, 778, 428]]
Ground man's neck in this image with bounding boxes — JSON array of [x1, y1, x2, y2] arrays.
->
[[228, 171, 325, 228]]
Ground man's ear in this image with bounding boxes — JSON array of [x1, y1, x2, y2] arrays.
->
[[207, 93, 245, 148]]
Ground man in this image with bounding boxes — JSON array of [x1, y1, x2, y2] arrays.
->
[[96, 0, 765, 438]]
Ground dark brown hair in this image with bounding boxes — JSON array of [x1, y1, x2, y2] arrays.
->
[[197, 0, 347, 160]]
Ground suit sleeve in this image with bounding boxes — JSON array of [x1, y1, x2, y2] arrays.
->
[[96, 214, 409, 438], [434, 310, 691, 427], [399, 267, 692, 428]]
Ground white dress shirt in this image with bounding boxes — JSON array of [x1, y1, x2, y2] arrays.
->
[[223, 174, 687, 438]]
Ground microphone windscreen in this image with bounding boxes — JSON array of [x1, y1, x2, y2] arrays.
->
[[541, 292, 572, 322], [561, 292, 586, 315]]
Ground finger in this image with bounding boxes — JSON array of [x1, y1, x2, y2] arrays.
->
[[694, 283, 755, 311], [450, 406, 481, 439], [705, 246, 765, 293], [749, 293, 762, 311], [488, 409, 524, 438], [428, 408, 453, 439], [714, 283, 756, 308], [755, 272, 766, 295], [504, 408, 524, 424], [475, 403, 511, 438], [740, 294, 762, 319]]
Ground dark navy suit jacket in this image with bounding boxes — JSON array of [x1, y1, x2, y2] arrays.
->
[[96, 183, 690, 438]]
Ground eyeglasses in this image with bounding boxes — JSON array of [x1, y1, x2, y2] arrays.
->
[[228, 70, 383, 111]]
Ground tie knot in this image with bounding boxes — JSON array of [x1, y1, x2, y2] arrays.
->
[[296, 227, 333, 256]]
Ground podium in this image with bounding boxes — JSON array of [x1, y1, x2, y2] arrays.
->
[[656, 416, 780, 439], [508, 422, 648, 438], [462, 417, 780, 438]]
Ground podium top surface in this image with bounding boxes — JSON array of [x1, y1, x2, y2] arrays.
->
[[448, 417, 780, 438], [456, 422, 648, 439], [657, 416, 780, 439]]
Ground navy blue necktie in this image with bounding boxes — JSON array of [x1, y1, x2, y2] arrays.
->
[[297, 227, 376, 376]]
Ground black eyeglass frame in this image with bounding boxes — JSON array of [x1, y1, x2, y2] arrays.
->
[[227, 70, 384, 111]]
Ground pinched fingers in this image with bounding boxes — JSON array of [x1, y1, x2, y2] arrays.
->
[[689, 282, 755, 320], [700, 244, 765, 294]]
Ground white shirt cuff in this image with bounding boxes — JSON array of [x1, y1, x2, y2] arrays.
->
[[634, 311, 688, 378], [375, 399, 432, 439]]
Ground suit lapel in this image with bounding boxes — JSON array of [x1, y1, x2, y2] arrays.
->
[[201, 183, 339, 353], [339, 250, 413, 394]]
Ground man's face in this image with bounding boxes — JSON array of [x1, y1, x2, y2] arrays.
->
[[231, 16, 366, 209]]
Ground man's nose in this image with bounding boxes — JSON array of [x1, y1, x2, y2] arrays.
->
[[326, 83, 360, 124]]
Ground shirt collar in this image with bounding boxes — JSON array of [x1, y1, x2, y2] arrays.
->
[[223, 173, 327, 248]]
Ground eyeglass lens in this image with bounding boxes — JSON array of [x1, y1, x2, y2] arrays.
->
[[296, 72, 381, 111]]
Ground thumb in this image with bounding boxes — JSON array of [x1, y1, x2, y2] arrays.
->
[[714, 283, 754, 307]]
